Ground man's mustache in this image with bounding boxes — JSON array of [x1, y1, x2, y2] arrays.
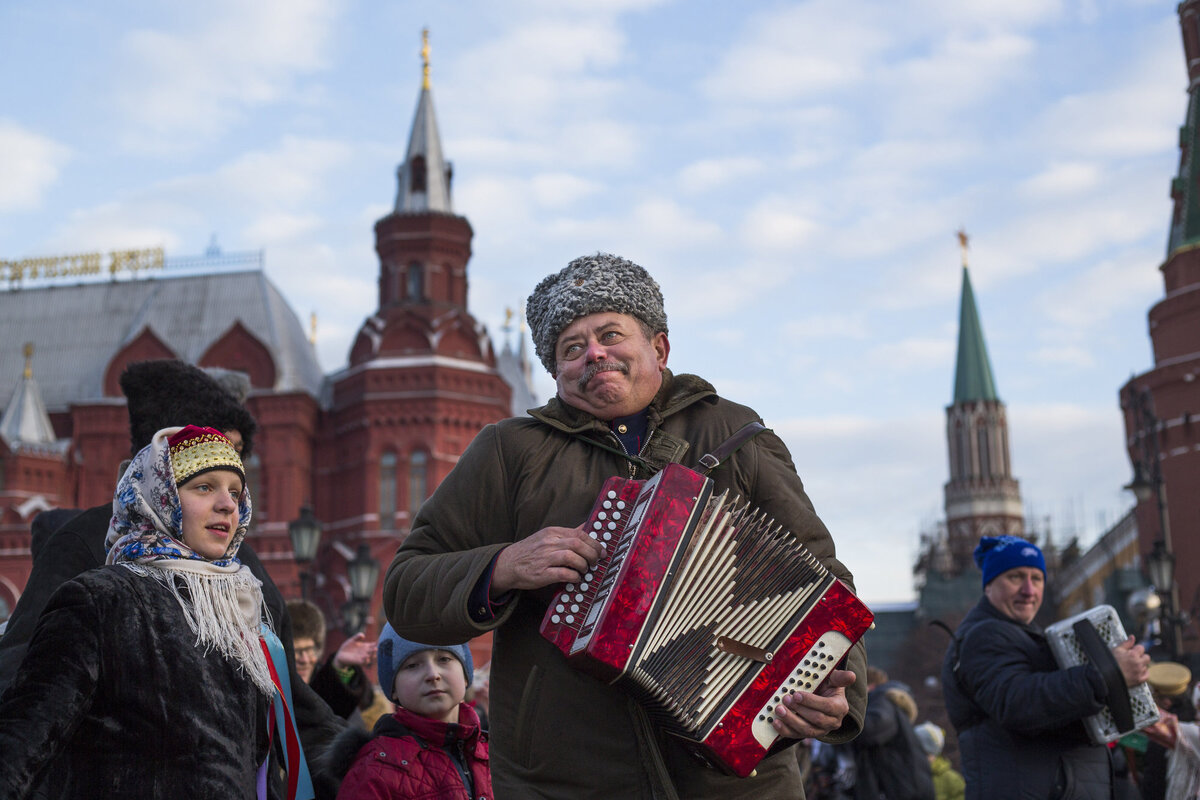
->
[[578, 360, 629, 390]]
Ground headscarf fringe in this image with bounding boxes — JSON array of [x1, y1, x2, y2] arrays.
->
[[125, 562, 276, 696]]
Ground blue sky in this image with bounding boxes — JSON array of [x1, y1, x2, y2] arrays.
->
[[0, 0, 1179, 603]]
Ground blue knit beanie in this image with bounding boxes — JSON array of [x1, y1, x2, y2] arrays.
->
[[377, 622, 474, 696], [974, 535, 1045, 589]]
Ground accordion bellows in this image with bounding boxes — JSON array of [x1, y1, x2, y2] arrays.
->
[[1044, 604, 1159, 744], [539, 463, 874, 777]]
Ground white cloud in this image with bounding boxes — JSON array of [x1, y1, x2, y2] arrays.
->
[[530, 173, 602, 207], [869, 337, 957, 372], [701, 1, 891, 103], [1033, 18, 1179, 159], [0, 122, 71, 213], [113, 0, 340, 150], [241, 213, 324, 245], [1020, 162, 1103, 198], [678, 157, 763, 193], [739, 197, 819, 253]]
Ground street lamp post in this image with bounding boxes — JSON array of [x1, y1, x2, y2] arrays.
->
[[343, 543, 381, 635], [1123, 385, 1182, 660], [288, 506, 323, 601]]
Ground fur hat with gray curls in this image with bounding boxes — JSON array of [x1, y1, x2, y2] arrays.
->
[[119, 360, 257, 458], [525, 252, 668, 374]]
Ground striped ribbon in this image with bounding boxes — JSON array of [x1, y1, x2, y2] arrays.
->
[[257, 627, 315, 800]]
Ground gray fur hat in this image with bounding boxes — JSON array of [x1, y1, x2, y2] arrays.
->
[[525, 252, 668, 374]]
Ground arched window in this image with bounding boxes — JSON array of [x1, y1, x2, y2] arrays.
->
[[406, 262, 424, 301], [977, 428, 991, 480], [379, 452, 397, 529], [410, 156, 427, 193], [409, 451, 428, 517]]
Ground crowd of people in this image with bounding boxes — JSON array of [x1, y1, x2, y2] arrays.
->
[[0, 254, 1195, 799]]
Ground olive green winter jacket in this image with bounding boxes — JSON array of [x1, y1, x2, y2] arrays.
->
[[384, 370, 867, 800]]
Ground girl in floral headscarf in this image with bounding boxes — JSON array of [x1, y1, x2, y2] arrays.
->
[[0, 426, 276, 799]]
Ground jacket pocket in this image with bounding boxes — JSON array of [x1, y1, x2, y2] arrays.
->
[[512, 664, 543, 770]]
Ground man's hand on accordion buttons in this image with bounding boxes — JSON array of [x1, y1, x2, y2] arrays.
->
[[1112, 635, 1150, 687], [492, 525, 605, 595], [772, 668, 856, 740]]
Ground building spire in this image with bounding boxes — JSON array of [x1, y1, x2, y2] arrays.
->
[[395, 28, 453, 213], [952, 231, 999, 403], [1, 341, 56, 447], [421, 27, 431, 90]]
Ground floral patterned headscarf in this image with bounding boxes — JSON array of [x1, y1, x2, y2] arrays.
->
[[104, 426, 273, 696], [106, 426, 252, 566]]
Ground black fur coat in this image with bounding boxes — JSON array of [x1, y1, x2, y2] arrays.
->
[[0, 565, 271, 799]]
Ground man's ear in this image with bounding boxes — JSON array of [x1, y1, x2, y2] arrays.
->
[[654, 332, 670, 370]]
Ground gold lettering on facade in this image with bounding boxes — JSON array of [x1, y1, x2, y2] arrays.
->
[[1, 247, 162, 285]]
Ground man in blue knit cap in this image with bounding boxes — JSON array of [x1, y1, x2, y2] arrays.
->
[[941, 535, 1150, 800]]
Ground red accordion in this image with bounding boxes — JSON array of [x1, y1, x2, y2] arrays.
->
[[539, 463, 874, 777]]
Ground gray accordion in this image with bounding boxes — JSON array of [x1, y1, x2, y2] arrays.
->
[[1045, 604, 1159, 744]]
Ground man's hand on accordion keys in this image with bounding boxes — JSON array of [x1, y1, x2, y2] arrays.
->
[[492, 525, 605, 596], [1111, 635, 1150, 687], [770, 667, 857, 740]]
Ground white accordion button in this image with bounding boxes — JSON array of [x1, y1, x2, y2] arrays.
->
[[598, 511, 607, 520], [551, 614, 561, 623], [579, 583, 589, 591], [565, 615, 575, 624], [616, 500, 625, 509], [607, 491, 617, 499], [603, 500, 612, 509]]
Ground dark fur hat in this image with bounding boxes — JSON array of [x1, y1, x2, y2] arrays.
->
[[119, 360, 257, 458]]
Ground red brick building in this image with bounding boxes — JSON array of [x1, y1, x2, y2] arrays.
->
[[0, 52, 530, 666], [1119, 0, 1200, 659]]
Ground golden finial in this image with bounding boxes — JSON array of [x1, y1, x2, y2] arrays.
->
[[504, 307, 514, 329], [957, 228, 970, 269], [23, 342, 33, 379], [309, 311, 318, 345], [421, 29, 431, 90]]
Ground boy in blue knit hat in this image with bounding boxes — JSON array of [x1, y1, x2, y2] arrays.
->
[[328, 624, 491, 799]]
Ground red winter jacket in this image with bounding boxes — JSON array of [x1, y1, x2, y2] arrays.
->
[[336, 704, 491, 799]]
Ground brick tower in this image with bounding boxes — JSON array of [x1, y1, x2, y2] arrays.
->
[[943, 232, 1025, 573], [318, 31, 511, 631], [1119, 1, 1200, 656]]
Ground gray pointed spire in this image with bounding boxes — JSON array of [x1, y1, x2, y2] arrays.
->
[[0, 343, 57, 448], [395, 29, 453, 214]]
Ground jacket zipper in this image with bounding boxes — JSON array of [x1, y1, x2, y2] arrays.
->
[[608, 428, 655, 478], [449, 738, 473, 797]]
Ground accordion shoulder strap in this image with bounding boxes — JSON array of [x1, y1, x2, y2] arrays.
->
[[696, 422, 768, 475], [1072, 619, 1135, 733]]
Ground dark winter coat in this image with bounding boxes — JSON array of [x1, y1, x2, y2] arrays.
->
[[942, 597, 1114, 800], [384, 370, 868, 800], [852, 685, 935, 800], [311, 656, 376, 720], [0, 504, 347, 798], [0, 566, 271, 799], [328, 704, 491, 799]]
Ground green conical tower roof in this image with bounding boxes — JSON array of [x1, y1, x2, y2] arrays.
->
[[953, 265, 999, 403]]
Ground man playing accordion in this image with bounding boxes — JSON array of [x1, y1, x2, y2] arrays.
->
[[942, 535, 1150, 800], [383, 253, 867, 799]]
